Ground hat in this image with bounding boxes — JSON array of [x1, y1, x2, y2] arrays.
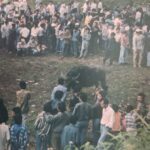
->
[[75, 22, 80, 26], [136, 28, 142, 33], [51, 23, 57, 27]]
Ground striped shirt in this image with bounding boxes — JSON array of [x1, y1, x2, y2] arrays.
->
[[125, 112, 137, 129]]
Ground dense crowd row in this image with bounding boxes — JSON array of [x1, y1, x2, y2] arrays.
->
[[0, 0, 150, 67], [0, 78, 150, 150]]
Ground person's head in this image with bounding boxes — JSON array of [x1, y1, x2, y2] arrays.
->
[[54, 90, 64, 100], [95, 89, 105, 102], [126, 105, 134, 113], [69, 115, 77, 125], [100, 98, 109, 108], [12, 107, 22, 117], [14, 114, 22, 125], [135, 28, 142, 34], [58, 77, 65, 85], [79, 93, 87, 102], [112, 104, 119, 112], [137, 92, 145, 103], [19, 80, 26, 89], [43, 101, 53, 113], [57, 102, 66, 113]]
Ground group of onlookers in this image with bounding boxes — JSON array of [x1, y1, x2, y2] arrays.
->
[[0, 0, 150, 67], [0, 77, 150, 150]]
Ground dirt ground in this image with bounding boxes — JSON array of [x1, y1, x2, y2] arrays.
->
[[1, 50, 150, 148]]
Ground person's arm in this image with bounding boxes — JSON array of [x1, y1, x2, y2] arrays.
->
[[6, 126, 10, 150], [44, 112, 61, 123], [61, 88, 67, 102], [51, 87, 56, 100]]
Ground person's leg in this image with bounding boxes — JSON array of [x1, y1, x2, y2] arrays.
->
[[138, 49, 144, 67], [119, 46, 125, 64], [76, 121, 88, 146], [51, 133, 60, 150], [35, 133, 42, 150], [133, 50, 138, 67], [124, 48, 129, 64], [42, 136, 48, 150], [97, 125, 109, 150], [73, 41, 78, 57], [93, 119, 100, 145], [79, 41, 85, 58], [83, 42, 89, 58]]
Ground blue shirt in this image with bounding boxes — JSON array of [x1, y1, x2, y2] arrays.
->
[[10, 124, 28, 150]]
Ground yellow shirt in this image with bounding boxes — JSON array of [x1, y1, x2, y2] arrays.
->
[[16, 89, 30, 107]]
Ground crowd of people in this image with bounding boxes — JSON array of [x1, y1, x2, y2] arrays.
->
[[0, 0, 150, 66], [0, 0, 150, 150], [0, 78, 150, 150]]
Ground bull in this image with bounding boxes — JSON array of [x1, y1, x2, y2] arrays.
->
[[66, 65, 108, 94]]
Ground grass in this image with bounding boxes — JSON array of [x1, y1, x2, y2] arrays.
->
[[1, 37, 150, 150], [1, 52, 150, 112]]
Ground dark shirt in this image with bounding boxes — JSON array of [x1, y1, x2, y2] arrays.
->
[[72, 102, 92, 121]]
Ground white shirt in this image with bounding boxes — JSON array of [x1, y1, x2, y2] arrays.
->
[[90, 2, 97, 10], [47, 4, 55, 16], [82, 3, 88, 13], [0, 123, 10, 150], [98, 2, 103, 9], [1, 24, 9, 38], [20, 27, 30, 38], [51, 84, 67, 102], [31, 27, 39, 37]]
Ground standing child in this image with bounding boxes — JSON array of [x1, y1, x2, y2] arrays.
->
[[16, 81, 31, 125], [10, 115, 28, 150]]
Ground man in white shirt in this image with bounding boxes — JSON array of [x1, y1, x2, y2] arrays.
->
[[0, 120, 10, 150], [19, 25, 30, 41], [1, 21, 9, 48], [51, 78, 67, 102], [97, 99, 115, 149]]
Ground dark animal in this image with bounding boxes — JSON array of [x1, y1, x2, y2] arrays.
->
[[66, 65, 108, 93]]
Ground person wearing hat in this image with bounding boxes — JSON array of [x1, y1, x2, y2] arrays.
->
[[132, 28, 145, 67]]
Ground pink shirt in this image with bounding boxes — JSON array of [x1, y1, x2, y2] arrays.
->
[[101, 105, 115, 128]]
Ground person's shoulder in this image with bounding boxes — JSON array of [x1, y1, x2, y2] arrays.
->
[[16, 90, 22, 95], [20, 125, 28, 133], [0, 123, 9, 130]]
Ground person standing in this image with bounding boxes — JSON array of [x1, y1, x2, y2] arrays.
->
[[79, 27, 91, 58], [10, 114, 28, 150], [51, 78, 67, 102], [0, 114, 10, 150], [72, 93, 92, 146], [118, 30, 129, 64], [132, 29, 145, 68], [97, 99, 115, 150], [16, 81, 31, 125], [51, 102, 70, 150]]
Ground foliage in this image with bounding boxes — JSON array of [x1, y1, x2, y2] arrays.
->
[[82, 114, 150, 150]]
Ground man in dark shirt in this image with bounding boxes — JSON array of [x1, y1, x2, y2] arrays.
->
[[72, 93, 92, 146]]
